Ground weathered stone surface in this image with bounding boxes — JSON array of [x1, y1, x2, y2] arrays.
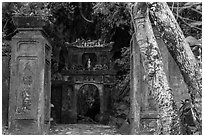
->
[[61, 84, 76, 124]]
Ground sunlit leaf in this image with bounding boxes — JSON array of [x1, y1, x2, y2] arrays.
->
[[185, 36, 201, 46], [190, 21, 202, 26]]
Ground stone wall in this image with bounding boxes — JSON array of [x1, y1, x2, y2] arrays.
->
[[51, 83, 63, 123], [61, 84, 76, 124]]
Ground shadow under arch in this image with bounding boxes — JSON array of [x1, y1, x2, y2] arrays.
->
[[77, 84, 101, 123]]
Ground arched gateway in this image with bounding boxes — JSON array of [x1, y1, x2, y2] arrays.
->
[[77, 84, 101, 122]]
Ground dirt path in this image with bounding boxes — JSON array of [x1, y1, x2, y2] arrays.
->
[[49, 124, 121, 135]]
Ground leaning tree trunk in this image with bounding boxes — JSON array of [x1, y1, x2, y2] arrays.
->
[[148, 2, 202, 132], [128, 2, 180, 135]]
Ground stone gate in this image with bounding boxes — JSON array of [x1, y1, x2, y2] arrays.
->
[[8, 16, 52, 134]]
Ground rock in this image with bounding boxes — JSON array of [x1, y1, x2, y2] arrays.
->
[[115, 118, 125, 127], [118, 120, 130, 135], [95, 113, 110, 125]]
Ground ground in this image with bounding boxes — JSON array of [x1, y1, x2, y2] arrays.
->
[[49, 124, 120, 135], [3, 124, 121, 135]]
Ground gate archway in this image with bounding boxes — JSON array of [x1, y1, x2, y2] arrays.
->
[[77, 84, 100, 122]]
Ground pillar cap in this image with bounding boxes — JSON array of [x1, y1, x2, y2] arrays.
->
[[12, 16, 46, 30], [12, 16, 51, 42]]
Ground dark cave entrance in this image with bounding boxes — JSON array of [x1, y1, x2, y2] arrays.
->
[[77, 84, 100, 123]]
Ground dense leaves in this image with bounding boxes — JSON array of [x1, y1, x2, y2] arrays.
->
[[169, 2, 202, 39]]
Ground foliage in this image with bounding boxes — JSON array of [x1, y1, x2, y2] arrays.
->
[[112, 47, 131, 128], [2, 126, 9, 135], [93, 2, 131, 28], [114, 47, 130, 102], [179, 99, 201, 134], [168, 2, 202, 39], [2, 2, 51, 38], [4, 2, 50, 19], [169, 2, 202, 67], [93, 2, 132, 41]]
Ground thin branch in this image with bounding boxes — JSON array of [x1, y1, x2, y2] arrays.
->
[[171, 3, 201, 11], [170, 3, 201, 15], [171, 2, 174, 11], [3, 18, 11, 32], [79, 2, 94, 23], [176, 3, 179, 19], [3, 30, 17, 39], [173, 12, 200, 22], [190, 8, 202, 15], [174, 13, 202, 31]]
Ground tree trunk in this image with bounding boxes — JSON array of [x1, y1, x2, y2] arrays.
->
[[128, 2, 180, 134], [149, 2, 202, 132]]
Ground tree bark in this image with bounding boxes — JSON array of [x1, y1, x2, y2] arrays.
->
[[149, 2, 202, 132], [128, 2, 180, 134]]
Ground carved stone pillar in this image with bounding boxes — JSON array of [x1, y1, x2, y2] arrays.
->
[[130, 35, 141, 134], [98, 85, 104, 114], [73, 84, 81, 122], [8, 16, 52, 134]]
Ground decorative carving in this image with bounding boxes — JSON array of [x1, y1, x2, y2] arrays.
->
[[22, 62, 33, 85], [17, 62, 33, 113], [17, 87, 31, 113], [71, 64, 84, 70], [22, 62, 33, 111], [67, 39, 106, 48], [22, 87, 31, 110]]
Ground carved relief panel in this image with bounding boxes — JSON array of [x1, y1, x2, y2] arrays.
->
[[75, 75, 103, 83], [17, 41, 38, 55], [15, 57, 38, 119]]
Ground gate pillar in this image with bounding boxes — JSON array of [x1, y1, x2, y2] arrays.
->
[[8, 16, 52, 134], [130, 35, 141, 134]]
